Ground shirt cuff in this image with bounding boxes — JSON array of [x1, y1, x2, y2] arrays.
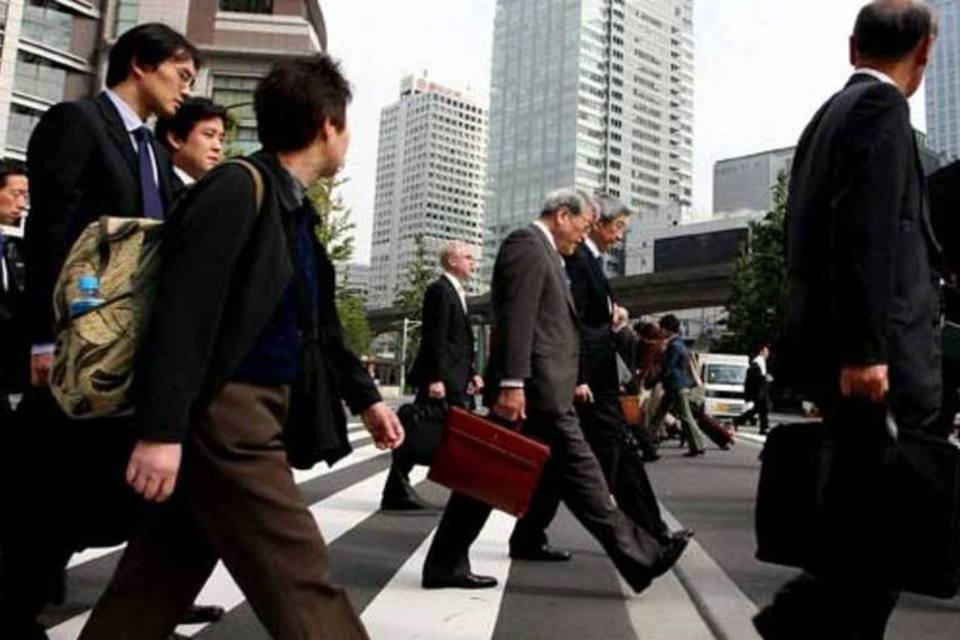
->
[[31, 343, 55, 356], [500, 379, 524, 388]]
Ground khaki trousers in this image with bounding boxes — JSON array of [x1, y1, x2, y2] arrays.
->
[[79, 383, 368, 640]]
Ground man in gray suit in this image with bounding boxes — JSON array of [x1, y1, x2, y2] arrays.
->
[[421, 189, 684, 592]]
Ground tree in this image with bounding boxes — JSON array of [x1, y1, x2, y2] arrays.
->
[[720, 170, 788, 354], [307, 176, 371, 354], [392, 233, 434, 367]]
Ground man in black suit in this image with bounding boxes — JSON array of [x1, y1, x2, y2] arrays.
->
[[0, 161, 29, 419], [421, 188, 684, 592], [79, 54, 404, 640], [0, 24, 199, 640], [510, 194, 690, 556], [734, 343, 773, 434], [155, 96, 229, 191], [381, 240, 483, 510], [756, 3, 941, 639]]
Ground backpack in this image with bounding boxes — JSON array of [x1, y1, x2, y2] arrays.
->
[[50, 159, 265, 419]]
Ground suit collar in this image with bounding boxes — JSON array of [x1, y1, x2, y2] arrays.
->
[[96, 92, 139, 176], [851, 67, 896, 87], [527, 223, 577, 316]]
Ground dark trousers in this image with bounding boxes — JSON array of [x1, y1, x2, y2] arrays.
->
[[423, 407, 664, 592], [382, 390, 469, 503], [510, 393, 670, 547], [79, 383, 367, 640], [735, 396, 770, 433], [0, 388, 141, 636], [757, 399, 900, 640]]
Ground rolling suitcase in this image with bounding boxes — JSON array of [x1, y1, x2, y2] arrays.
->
[[694, 405, 735, 449]]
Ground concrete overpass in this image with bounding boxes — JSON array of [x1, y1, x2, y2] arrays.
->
[[368, 262, 735, 334]]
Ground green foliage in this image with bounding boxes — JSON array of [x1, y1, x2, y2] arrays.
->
[[308, 177, 356, 265], [719, 170, 788, 354], [393, 234, 434, 366], [306, 176, 372, 355]]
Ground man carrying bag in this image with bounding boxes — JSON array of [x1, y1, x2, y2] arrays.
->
[[755, 3, 947, 639]]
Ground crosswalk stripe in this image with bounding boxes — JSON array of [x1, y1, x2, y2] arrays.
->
[[360, 509, 515, 640], [65, 431, 373, 571], [47, 460, 424, 639]]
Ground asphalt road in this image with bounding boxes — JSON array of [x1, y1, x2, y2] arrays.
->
[[646, 424, 960, 640]]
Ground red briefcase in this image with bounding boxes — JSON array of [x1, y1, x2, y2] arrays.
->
[[428, 407, 551, 517]]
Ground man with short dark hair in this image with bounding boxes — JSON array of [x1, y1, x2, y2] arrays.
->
[[0, 23, 201, 640], [649, 314, 707, 457], [79, 54, 403, 640], [155, 97, 229, 188], [0, 160, 28, 418], [756, 2, 941, 638], [734, 342, 773, 434]]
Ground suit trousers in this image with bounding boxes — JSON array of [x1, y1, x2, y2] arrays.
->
[[79, 383, 368, 640], [511, 393, 670, 548], [424, 407, 664, 592]]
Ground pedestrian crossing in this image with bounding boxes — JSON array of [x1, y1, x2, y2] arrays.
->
[[41, 424, 715, 640]]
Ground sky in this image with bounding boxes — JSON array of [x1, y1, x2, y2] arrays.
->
[[322, 0, 928, 263]]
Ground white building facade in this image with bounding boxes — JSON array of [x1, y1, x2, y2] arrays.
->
[[484, 0, 694, 279], [713, 146, 795, 216], [368, 74, 488, 309]]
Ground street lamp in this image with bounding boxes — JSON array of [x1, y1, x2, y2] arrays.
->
[[398, 317, 422, 393]]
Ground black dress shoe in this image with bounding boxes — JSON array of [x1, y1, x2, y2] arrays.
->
[[509, 543, 573, 561], [179, 604, 226, 625], [682, 449, 705, 457], [669, 528, 695, 542], [422, 572, 498, 589], [652, 535, 689, 577], [641, 453, 661, 462]]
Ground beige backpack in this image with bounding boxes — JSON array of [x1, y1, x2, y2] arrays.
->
[[50, 159, 264, 418]]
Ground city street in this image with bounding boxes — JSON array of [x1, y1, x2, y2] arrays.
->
[[36, 417, 960, 640]]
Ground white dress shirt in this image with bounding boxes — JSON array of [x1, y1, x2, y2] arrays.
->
[[174, 165, 196, 187], [852, 67, 896, 87], [443, 271, 467, 314], [104, 89, 159, 183]]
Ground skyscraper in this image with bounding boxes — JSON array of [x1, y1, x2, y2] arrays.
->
[[483, 0, 694, 279], [368, 74, 488, 309], [926, 0, 960, 160]]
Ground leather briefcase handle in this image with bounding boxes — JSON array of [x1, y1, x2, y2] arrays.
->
[[487, 411, 525, 434]]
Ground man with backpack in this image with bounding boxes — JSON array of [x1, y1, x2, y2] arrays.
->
[[0, 24, 199, 640], [78, 54, 403, 640]]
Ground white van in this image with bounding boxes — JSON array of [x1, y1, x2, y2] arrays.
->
[[696, 353, 750, 417]]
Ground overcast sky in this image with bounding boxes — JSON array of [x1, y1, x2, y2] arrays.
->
[[322, 0, 927, 263]]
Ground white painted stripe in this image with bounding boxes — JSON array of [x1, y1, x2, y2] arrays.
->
[[659, 504, 762, 640], [48, 465, 424, 639], [65, 435, 380, 570], [360, 509, 515, 640], [620, 571, 714, 640]]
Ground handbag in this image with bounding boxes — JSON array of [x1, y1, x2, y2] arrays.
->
[[755, 419, 960, 598], [619, 394, 642, 426], [396, 398, 448, 466], [428, 407, 550, 517]]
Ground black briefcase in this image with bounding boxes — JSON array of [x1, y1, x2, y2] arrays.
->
[[396, 400, 448, 466], [756, 422, 960, 598]]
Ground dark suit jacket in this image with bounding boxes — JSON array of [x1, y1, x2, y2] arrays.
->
[[565, 242, 618, 394], [25, 92, 176, 345], [485, 224, 580, 418], [0, 235, 28, 389], [134, 151, 380, 458], [780, 74, 942, 428], [408, 275, 475, 403]]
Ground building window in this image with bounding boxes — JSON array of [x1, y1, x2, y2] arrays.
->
[[219, 0, 274, 13], [14, 52, 68, 102], [212, 74, 260, 154], [114, 0, 139, 37], [23, 0, 76, 51], [7, 104, 44, 152]]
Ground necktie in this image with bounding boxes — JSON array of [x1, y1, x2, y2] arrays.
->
[[133, 127, 164, 220]]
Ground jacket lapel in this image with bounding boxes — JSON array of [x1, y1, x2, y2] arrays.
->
[[96, 92, 140, 181], [528, 224, 578, 317]]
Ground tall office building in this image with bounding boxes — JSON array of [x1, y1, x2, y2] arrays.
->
[[368, 73, 487, 309], [484, 0, 694, 279], [926, 0, 960, 160]]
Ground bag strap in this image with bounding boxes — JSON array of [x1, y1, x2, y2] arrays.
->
[[225, 158, 266, 214]]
